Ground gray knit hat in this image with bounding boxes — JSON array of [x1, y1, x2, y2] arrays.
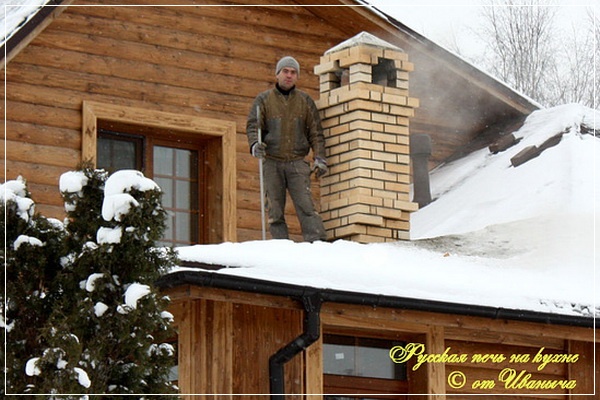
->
[[276, 56, 300, 76]]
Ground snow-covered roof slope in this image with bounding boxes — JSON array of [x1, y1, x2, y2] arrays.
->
[[173, 103, 597, 320], [1, 1, 48, 48], [413, 103, 598, 239]]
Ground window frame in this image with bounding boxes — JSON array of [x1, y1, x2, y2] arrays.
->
[[96, 126, 208, 246], [98, 130, 208, 246], [82, 101, 236, 243]]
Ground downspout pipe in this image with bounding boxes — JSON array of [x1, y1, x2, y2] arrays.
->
[[269, 291, 322, 399]]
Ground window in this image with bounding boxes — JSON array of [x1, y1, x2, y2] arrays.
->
[[153, 145, 201, 246], [96, 128, 206, 247], [323, 335, 408, 400], [82, 101, 237, 244]]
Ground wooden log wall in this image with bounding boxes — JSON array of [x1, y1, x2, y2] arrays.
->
[[3, 0, 346, 242]]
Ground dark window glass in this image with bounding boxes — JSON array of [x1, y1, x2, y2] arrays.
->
[[97, 130, 143, 172]]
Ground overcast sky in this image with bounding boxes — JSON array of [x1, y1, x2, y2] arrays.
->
[[366, 0, 597, 60]]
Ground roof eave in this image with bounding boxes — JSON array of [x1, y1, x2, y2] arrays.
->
[[1, 0, 73, 69], [157, 269, 595, 329]]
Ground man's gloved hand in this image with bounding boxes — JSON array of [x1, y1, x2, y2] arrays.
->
[[251, 142, 267, 158], [313, 157, 328, 178]]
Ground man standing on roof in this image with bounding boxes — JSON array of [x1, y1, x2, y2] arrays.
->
[[246, 56, 328, 242]]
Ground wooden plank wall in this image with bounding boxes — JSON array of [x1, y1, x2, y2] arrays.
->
[[165, 286, 596, 398], [232, 302, 305, 396], [3, 0, 347, 242], [168, 293, 304, 396], [445, 340, 570, 399]]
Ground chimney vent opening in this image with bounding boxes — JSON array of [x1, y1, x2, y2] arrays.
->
[[372, 58, 396, 87]]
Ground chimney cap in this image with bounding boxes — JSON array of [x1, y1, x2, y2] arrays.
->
[[325, 31, 403, 55]]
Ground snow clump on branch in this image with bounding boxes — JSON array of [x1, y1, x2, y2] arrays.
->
[[1, 176, 35, 222], [101, 170, 160, 222]]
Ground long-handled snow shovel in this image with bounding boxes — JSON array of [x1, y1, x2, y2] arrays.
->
[[257, 106, 267, 240]]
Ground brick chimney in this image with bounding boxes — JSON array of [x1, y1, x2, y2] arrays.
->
[[314, 32, 419, 243]]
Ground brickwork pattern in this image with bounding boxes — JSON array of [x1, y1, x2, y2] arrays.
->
[[315, 42, 419, 243]]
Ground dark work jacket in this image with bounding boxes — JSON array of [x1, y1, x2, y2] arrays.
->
[[246, 85, 326, 161]]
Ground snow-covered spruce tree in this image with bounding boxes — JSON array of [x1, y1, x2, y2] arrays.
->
[[22, 165, 179, 397], [1, 177, 67, 397]]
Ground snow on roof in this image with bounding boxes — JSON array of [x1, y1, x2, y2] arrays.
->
[[413, 103, 598, 238], [1, 1, 49, 48], [325, 31, 403, 54], [174, 103, 598, 320]]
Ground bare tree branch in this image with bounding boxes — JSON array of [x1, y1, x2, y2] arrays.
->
[[480, 0, 559, 105]]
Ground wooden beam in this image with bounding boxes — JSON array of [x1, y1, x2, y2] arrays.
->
[[82, 101, 235, 140], [174, 299, 198, 398], [203, 300, 233, 397], [321, 302, 596, 343], [163, 285, 302, 311], [567, 340, 596, 398], [322, 307, 430, 334], [445, 326, 565, 350], [427, 325, 446, 399], [304, 325, 324, 397]]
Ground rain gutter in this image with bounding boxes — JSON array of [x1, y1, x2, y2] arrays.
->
[[157, 269, 594, 328]]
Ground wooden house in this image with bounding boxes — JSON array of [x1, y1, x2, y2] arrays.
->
[[3, 0, 596, 398], [2, 0, 539, 243]]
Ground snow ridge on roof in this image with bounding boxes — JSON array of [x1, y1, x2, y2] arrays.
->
[[325, 31, 403, 54]]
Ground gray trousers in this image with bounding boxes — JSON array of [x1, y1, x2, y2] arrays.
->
[[263, 158, 327, 242]]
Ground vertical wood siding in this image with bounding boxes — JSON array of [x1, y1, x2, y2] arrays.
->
[[167, 288, 597, 398]]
